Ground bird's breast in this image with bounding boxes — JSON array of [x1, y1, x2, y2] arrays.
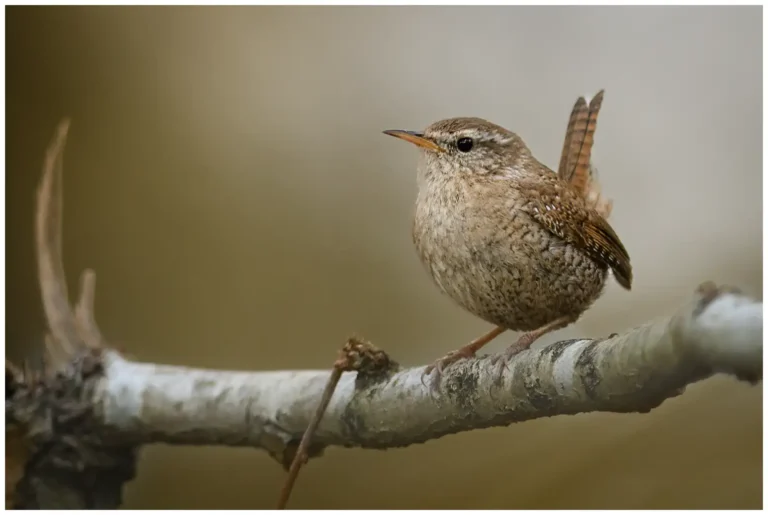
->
[[412, 182, 607, 330]]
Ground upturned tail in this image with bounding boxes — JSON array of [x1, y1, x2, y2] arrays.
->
[[557, 90, 613, 219]]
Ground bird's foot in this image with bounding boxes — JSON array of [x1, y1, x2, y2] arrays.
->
[[421, 346, 477, 392], [490, 315, 577, 384], [420, 326, 507, 394], [490, 332, 539, 383]]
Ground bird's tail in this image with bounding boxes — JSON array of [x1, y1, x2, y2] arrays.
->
[[557, 90, 613, 219]]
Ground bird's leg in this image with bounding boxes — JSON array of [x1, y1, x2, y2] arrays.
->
[[422, 325, 507, 389], [491, 315, 578, 378]]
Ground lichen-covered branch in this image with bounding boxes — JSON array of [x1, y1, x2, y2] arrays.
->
[[96, 282, 761, 454], [6, 120, 762, 509]]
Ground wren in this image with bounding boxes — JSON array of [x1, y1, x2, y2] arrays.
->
[[383, 91, 632, 385]]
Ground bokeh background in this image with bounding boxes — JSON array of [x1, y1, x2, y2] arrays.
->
[[6, 6, 762, 509]]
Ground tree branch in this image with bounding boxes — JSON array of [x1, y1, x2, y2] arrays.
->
[[6, 119, 762, 508], [96, 282, 762, 451]]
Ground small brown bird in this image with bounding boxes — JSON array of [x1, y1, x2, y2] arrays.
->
[[384, 91, 631, 384]]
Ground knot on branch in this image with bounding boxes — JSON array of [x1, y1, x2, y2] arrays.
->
[[6, 349, 138, 509], [339, 337, 399, 387]]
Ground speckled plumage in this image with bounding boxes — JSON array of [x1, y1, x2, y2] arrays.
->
[[384, 114, 632, 383]]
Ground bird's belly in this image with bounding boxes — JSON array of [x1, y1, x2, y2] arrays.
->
[[416, 220, 608, 331]]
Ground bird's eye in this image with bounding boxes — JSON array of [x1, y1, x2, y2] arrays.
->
[[456, 137, 474, 152]]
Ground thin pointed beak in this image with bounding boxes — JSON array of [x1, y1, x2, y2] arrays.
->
[[383, 130, 444, 152]]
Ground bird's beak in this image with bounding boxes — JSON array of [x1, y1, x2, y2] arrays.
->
[[383, 130, 444, 152]]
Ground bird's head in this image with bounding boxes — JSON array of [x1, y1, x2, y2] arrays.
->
[[383, 117, 530, 179]]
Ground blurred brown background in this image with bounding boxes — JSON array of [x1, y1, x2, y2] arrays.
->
[[6, 6, 762, 509]]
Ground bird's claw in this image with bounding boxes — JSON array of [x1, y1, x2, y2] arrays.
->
[[420, 348, 476, 393], [490, 351, 510, 385], [490, 335, 534, 384]]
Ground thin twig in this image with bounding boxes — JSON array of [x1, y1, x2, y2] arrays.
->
[[277, 337, 398, 509], [35, 118, 80, 353], [276, 361, 345, 509]]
